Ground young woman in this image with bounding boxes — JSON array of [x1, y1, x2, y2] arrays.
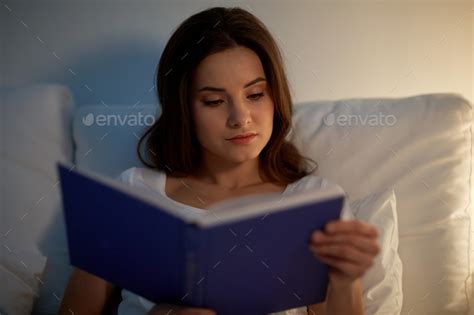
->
[[59, 7, 380, 315]]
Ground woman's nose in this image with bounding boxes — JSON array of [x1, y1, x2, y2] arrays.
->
[[227, 99, 251, 127]]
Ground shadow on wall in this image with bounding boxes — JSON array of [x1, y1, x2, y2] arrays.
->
[[42, 40, 164, 107]]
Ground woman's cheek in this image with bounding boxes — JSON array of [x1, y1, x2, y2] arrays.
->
[[195, 111, 226, 144]]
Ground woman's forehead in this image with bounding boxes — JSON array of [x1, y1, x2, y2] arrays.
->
[[192, 47, 265, 88]]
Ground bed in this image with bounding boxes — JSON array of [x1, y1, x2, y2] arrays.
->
[[1, 84, 472, 315]]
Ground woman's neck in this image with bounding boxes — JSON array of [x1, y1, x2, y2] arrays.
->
[[192, 157, 267, 190]]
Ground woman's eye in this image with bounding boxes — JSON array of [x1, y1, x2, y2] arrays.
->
[[203, 93, 264, 106], [203, 100, 223, 106], [249, 93, 264, 100]]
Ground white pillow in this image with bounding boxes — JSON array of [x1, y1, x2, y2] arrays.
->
[[0, 265, 37, 315], [350, 188, 402, 315], [2, 84, 75, 315], [0, 252, 46, 315], [290, 93, 472, 313]]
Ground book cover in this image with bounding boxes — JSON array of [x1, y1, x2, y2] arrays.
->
[[57, 162, 345, 314]]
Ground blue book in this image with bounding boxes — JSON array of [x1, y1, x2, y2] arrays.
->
[[57, 162, 345, 315]]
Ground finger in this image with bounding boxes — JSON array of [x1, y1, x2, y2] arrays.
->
[[309, 243, 375, 268], [315, 254, 368, 278], [325, 220, 379, 237], [310, 231, 380, 255]]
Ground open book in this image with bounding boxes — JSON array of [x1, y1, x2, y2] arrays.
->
[[57, 162, 345, 315]]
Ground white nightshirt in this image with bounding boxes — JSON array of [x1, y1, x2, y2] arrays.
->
[[115, 167, 354, 315]]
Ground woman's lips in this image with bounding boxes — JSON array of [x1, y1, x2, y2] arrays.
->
[[227, 134, 257, 144], [227, 132, 257, 140]]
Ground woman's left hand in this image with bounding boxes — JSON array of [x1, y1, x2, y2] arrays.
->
[[308, 219, 381, 287]]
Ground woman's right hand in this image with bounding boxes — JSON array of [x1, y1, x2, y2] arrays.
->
[[147, 303, 216, 315]]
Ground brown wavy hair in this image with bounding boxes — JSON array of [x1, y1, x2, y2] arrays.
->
[[137, 6, 317, 185]]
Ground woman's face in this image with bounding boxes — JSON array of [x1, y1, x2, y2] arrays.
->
[[190, 46, 274, 165]]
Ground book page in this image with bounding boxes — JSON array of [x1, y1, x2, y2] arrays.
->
[[198, 184, 345, 228]]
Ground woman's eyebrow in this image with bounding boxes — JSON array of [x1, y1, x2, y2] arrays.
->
[[197, 77, 266, 93]]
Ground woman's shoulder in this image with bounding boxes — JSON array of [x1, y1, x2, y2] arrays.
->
[[291, 173, 352, 220], [290, 173, 344, 194], [116, 167, 139, 185]]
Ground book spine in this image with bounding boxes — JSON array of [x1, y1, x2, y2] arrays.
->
[[183, 224, 200, 305], [195, 227, 205, 305]]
